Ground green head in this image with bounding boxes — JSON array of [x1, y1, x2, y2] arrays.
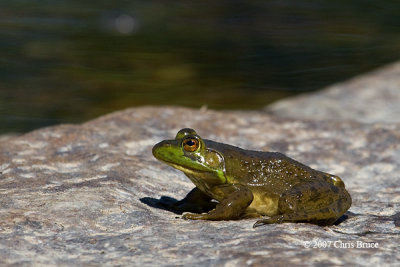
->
[[152, 128, 226, 186]]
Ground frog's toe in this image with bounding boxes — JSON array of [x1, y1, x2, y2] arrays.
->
[[182, 212, 206, 220], [253, 219, 269, 228], [253, 215, 284, 228]]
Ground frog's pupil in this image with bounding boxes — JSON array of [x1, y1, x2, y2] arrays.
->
[[187, 140, 194, 146]]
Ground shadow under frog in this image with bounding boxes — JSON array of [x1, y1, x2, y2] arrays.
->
[[147, 128, 352, 228]]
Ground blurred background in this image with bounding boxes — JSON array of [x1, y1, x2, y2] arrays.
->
[[1, 0, 399, 134]]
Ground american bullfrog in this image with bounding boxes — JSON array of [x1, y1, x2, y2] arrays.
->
[[152, 128, 351, 227]]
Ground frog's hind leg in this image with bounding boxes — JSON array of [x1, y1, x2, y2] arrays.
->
[[253, 181, 351, 227]]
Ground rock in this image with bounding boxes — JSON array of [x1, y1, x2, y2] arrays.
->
[[0, 105, 399, 266], [266, 61, 400, 123], [0, 134, 18, 143]]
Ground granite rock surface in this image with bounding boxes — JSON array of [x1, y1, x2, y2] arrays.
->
[[1, 105, 399, 266], [266, 61, 400, 123], [1, 62, 400, 266]]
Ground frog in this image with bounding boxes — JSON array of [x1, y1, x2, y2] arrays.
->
[[152, 128, 352, 227]]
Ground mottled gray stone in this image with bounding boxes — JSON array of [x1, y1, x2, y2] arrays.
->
[[0, 134, 18, 143], [266, 61, 400, 123], [0, 106, 399, 266]]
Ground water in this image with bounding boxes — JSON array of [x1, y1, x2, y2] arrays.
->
[[1, 1, 399, 133]]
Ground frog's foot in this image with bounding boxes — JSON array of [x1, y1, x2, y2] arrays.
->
[[182, 212, 209, 220], [182, 208, 234, 220], [253, 215, 284, 228], [253, 207, 344, 227]]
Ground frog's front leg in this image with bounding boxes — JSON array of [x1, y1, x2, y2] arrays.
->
[[254, 181, 351, 227], [183, 184, 253, 220], [168, 187, 216, 214]]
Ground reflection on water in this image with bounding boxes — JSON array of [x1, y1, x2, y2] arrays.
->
[[1, 1, 399, 133]]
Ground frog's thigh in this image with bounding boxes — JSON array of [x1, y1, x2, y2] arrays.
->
[[281, 181, 341, 211], [255, 182, 344, 226], [183, 184, 253, 220]]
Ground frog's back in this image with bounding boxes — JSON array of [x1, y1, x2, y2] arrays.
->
[[204, 139, 338, 190]]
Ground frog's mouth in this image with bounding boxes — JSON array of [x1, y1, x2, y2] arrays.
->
[[161, 160, 211, 175]]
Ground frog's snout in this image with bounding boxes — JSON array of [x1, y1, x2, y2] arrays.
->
[[152, 140, 178, 161], [152, 141, 167, 159]]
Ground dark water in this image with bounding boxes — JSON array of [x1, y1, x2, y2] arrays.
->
[[1, 1, 399, 133]]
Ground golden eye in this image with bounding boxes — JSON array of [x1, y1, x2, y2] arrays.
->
[[183, 138, 199, 152]]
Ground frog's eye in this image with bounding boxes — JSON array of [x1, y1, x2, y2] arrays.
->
[[182, 138, 200, 152]]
